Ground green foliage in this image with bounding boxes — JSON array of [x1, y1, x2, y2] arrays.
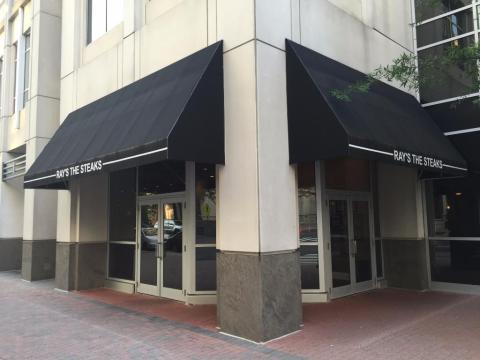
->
[[331, 43, 480, 103]]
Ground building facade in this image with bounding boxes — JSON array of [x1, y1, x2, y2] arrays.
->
[[1, 0, 478, 344], [0, 0, 60, 279]]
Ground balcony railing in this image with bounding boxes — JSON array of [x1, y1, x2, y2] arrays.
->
[[2, 154, 26, 181]]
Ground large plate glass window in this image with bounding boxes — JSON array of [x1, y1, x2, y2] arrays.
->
[[297, 162, 320, 290], [138, 161, 185, 196], [108, 168, 137, 281], [426, 176, 480, 286], [195, 163, 216, 291]]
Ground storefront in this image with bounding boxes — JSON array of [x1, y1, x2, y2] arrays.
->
[[286, 40, 469, 300], [23, 42, 224, 304]]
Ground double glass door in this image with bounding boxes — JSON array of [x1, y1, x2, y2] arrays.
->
[[136, 196, 184, 301], [328, 194, 375, 298]]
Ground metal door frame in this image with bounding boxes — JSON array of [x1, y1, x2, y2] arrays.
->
[[327, 191, 376, 299]]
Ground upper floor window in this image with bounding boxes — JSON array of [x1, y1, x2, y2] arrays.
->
[[12, 42, 17, 111], [87, 0, 123, 44], [23, 30, 30, 108]]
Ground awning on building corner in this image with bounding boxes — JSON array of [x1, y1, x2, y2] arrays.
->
[[286, 40, 467, 176], [24, 41, 224, 189]]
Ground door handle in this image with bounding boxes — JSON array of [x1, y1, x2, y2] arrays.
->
[[156, 241, 165, 259]]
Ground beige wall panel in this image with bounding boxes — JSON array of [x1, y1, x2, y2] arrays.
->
[[122, 33, 135, 86], [139, 0, 207, 77], [145, 0, 184, 24], [76, 46, 118, 107], [218, 42, 259, 252], [78, 175, 108, 243], [0, 175, 24, 238], [59, 72, 74, 122], [30, 11, 61, 100], [367, 0, 414, 51], [6, 112, 26, 151], [300, 0, 410, 78], [377, 163, 422, 240], [256, 41, 298, 252], [27, 95, 59, 139], [33, 0, 62, 18], [60, 0, 75, 77], [255, 0, 291, 50], [207, 0, 217, 45], [56, 190, 71, 242], [217, 0, 254, 51], [328, 0, 363, 20]]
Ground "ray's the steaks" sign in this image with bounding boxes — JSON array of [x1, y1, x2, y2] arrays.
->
[[393, 150, 443, 170], [56, 160, 103, 179]]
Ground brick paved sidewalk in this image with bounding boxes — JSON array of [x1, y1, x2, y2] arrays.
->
[[0, 271, 480, 359]]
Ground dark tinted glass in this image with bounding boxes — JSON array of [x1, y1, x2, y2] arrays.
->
[[430, 240, 480, 285], [415, 0, 471, 22], [109, 168, 136, 243], [300, 245, 320, 289], [108, 243, 135, 280], [418, 36, 477, 103], [325, 159, 370, 191], [297, 163, 318, 243], [426, 176, 480, 237], [196, 164, 216, 245], [417, 9, 473, 47], [138, 161, 185, 196], [330, 200, 351, 288], [353, 201, 372, 283], [196, 247, 216, 291]]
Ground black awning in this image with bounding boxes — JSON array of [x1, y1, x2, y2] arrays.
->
[[24, 42, 224, 189], [286, 40, 467, 175]]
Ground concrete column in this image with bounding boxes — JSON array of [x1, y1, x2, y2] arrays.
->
[[21, 0, 61, 281], [55, 175, 108, 291], [216, 0, 302, 342]]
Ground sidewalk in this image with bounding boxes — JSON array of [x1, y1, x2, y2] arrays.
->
[[0, 271, 479, 359]]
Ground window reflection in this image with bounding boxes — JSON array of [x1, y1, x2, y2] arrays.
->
[[195, 164, 216, 245], [426, 176, 480, 237], [430, 240, 480, 285], [417, 9, 473, 47], [418, 36, 477, 103], [415, 0, 471, 23]]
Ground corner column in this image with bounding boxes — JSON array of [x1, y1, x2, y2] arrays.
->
[[216, 0, 302, 342]]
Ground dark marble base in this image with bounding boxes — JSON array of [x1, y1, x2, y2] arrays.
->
[[0, 238, 22, 271], [217, 250, 302, 342], [55, 242, 106, 291], [22, 240, 56, 281], [383, 239, 428, 290]]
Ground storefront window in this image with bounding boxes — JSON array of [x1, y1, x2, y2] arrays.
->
[[426, 176, 480, 286], [195, 163, 216, 291], [297, 162, 320, 290], [138, 161, 185, 196], [430, 240, 480, 285], [426, 176, 480, 237], [108, 168, 137, 280]]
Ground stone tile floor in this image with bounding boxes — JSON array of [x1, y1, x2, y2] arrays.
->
[[0, 271, 479, 359]]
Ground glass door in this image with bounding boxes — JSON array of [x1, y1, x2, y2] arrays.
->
[[159, 199, 184, 301], [137, 201, 160, 296], [329, 194, 375, 298], [136, 197, 185, 300]]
